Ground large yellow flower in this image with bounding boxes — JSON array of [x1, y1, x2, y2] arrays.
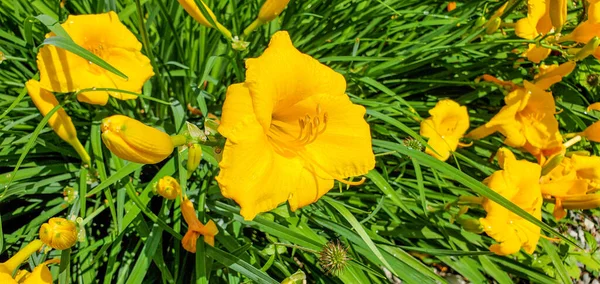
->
[[480, 148, 543, 255], [419, 99, 469, 161], [216, 31, 375, 220], [467, 81, 563, 162], [37, 12, 154, 106]]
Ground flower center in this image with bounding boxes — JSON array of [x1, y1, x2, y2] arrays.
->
[[267, 104, 329, 153]]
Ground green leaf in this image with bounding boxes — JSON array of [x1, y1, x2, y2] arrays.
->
[[205, 246, 279, 284]]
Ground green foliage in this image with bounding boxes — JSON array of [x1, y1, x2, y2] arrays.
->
[[1, 0, 598, 283]]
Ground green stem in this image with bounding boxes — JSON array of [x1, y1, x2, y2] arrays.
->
[[171, 134, 188, 147], [273, 242, 319, 254], [243, 19, 262, 38]]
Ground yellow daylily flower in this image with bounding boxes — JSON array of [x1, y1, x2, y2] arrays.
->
[[216, 31, 375, 220], [420, 99, 469, 161], [100, 115, 174, 164], [523, 44, 551, 63], [39, 217, 77, 250], [258, 0, 291, 23], [480, 148, 543, 255], [26, 80, 90, 164], [540, 156, 588, 219], [154, 176, 181, 200], [515, 0, 554, 39], [36, 12, 154, 106], [180, 196, 218, 252], [467, 81, 562, 161], [0, 240, 55, 284]]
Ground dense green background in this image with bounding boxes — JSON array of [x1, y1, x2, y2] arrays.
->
[[1, 0, 600, 283]]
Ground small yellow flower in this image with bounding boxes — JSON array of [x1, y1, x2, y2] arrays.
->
[[258, 0, 291, 23], [154, 176, 181, 200], [468, 76, 570, 163], [480, 148, 543, 255], [26, 80, 90, 164], [180, 196, 218, 253], [39, 217, 77, 250], [36, 12, 154, 106], [419, 99, 469, 161], [0, 240, 56, 284], [216, 31, 375, 220], [100, 115, 174, 164]]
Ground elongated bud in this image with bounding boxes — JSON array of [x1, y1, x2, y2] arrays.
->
[[187, 144, 203, 178], [474, 16, 486, 28], [177, 0, 217, 28], [575, 36, 600, 61], [561, 194, 600, 210], [101, 115, 174, 164], [258, 0, 291, 23], [457, 218, 483, 234], [177, 0, 232, 39], [541, 154, 564, 176], [549, 0, 567, 32], [26, 80, 90, 164], [154, 176, 181, 200], [447, 2, 457, 12], [485, 17, 501, 35], [39, 218, 77, 250]]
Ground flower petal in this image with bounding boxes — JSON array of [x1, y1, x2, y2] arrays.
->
[[37, 44, 92, 92], [104, 48, 154, 99], [22, 264, 53, 284], [245, 31, 346, 130], [424, 135, 457, 161], [216, 84, 304, 220], [288, 167, 334, 211], [287, 93, 375, 179], [61, 11, 142, 51]]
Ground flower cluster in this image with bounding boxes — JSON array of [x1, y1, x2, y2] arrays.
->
[[419, 1, 600, 256]]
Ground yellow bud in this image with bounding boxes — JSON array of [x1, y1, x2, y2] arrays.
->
[[575, 36, 600, 61], [550, 0, 567, 32], [258, 0, 291, 23], [187, 144, 203, 178], [561, 194, 600, 210], [154, 176, 181, 200], [177, 0, 217, 28], [101, 115, 174, 164], [39, 218, 77, 250], [26, 80, 90, 164]]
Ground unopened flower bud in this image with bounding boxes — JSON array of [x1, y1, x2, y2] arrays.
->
[[39, 218, 77, 250], [281, 270, 306, 284], [549, 0, 567, 32], [154, 176, 181, 200], [582, 121, 600, 143], [561, 194, 600, 210], [258, 0, 291, 23], [575, 36, 600, 61], [27, 80, 90, 164], [101, 115, 174, 164], [187, 144, 203, 178], [485, 17, 501, 35]]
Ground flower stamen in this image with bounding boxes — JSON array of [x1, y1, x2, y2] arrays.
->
[[336, 177, 366, 186]]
